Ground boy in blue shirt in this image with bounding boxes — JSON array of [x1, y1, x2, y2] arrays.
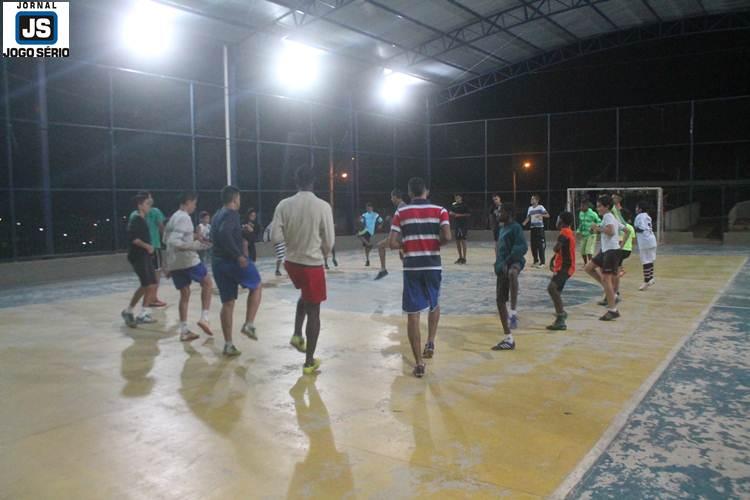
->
[[493, 204, 528, 351], [358, 203, 383, 267]]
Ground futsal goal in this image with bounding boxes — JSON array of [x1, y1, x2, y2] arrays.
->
[[566, 187, 664, 243]]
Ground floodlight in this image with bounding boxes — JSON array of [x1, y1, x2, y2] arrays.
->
[[121, 0, 176, 57], [380, 69, 421, 104], [276, 38, 324, 89]]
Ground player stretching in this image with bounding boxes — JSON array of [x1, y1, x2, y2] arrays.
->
[[585, 195, 624, 321], [577, 199, 600, 264], [546, 212, 576, 331], [272, 166, 335, 375], [492, 204, 528, 350], [375, 189, 407, 280], [634, 201, 657, 290], [389, 177, 451, 378]]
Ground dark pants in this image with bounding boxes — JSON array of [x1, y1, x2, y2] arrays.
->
[[530, 227, 546, 265]]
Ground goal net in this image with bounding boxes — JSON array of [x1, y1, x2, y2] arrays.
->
[[566, 187, 664, 243]]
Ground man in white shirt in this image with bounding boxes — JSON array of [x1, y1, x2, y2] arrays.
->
[[271, 165, 335, 375], [522, 194, 550, 268], [635, 201, 658, 290], [164, 192, 214, 341], [585, 194, 624, 321]]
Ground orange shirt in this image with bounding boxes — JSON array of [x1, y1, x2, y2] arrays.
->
[[552, 227, 575, 277]]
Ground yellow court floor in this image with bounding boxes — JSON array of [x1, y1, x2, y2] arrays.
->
[[0, 246, 745, 499]]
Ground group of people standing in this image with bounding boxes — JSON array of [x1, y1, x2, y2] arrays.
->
[[122, 170, 658, 379]]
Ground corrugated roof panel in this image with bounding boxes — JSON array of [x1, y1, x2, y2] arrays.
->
[[372, 0, 477, 32], [653, 0, 707, 20], [507, 18, 572, 50], [440, 45, 505, 74], [595, 1, 656, 28], [551, 6, 616, 38], [470, 32, 538, 62], [455, 0, 524, 18], [704, 0, 750, 12], [327, 2, 438, 47]]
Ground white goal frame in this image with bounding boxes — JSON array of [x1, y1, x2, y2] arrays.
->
[[566, 187, 664, 243]]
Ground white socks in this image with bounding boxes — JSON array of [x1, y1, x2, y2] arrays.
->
[[179, 322, 188, 334], [138, 307, 149, 318], [200, 310, 210, 322], [126, 306, 134, 314], [505, 334, 514, 343], [510, 309, 517, 317]]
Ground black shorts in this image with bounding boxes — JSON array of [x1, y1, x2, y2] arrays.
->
[[455, 226, 468, 240], [496, 263, 522, 304], [360, 233, 372, 246], [592, 249, 621, 274], [152, 248, 163, 270], [130, 255, 157, 287], [493, 227, 500, 241], [620, 250, 631, 262], [550, 271, 570, 291]]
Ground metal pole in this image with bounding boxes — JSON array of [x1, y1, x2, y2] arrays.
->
[[615, 107, 620, 182], [1, 58, 18, 259], [189, 82, 197, 192], [353, 107, 359, 215], [328, 136, 334, 211], [425, 95, 432, 187], [483, 119, 488, 224], [255, 94, 262, 221], [108, 70, 119, 251], [37, 60, 54, 255], [512, 169, 517, 208], [688, 100, 695, 204], [546, 113, 551, 211], [392, 120, 397, 188], [223, 44, 232, 185]]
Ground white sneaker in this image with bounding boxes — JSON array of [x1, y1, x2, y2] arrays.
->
[[241, 322, 257, 340], [639, 282, 649, 291]]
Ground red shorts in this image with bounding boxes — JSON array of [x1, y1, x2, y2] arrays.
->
[[284, 261, 327, 304]]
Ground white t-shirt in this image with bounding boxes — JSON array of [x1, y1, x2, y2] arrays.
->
[[634, 212, 657, 249], [527, 205, 547, 228], [600, 212, 624, 252]]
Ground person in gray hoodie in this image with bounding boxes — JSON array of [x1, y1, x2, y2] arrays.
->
[[165, 192, 214, 342]]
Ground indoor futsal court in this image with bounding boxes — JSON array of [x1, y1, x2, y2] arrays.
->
[[1, 1, 749, 499]]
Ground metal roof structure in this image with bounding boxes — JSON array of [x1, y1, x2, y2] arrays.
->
[[118, 0, 750, 102]]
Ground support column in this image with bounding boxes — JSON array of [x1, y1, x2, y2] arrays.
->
[[546, 113, 551, 211], [1, 58, 18, 259], [223, 44, 232, 185], [615, 107, 620, 182], [189, 82, 197, 191], [37, 60, 54, 255], [689, 100, 695, 204], [425, 95, 431, 187], [108, 70, 119, 250], [255, 94, 262, 221], [483, 119, 488, 222]]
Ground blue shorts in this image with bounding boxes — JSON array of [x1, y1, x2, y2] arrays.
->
[[212, 258, 261, 304], [171, 263, 208, 290], [403, 270, 442, 314]]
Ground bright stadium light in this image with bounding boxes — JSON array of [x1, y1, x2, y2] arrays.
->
[[380, 69, 422, 104], [121, 0, 176, 57], [276, 38, 325, 89]]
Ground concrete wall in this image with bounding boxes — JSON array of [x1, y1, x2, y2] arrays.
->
[[723, 232, 750, 245], [664, 202, 700, 231]]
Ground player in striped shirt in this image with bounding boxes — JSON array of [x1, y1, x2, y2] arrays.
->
[[388, 177, 452, 378]]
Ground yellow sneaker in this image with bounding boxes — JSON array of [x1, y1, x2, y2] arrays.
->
[[290, 335, 305, 353], [302, 358, 321, 375]]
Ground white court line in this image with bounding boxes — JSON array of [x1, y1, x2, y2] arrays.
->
[[550, 256, 749, 500]]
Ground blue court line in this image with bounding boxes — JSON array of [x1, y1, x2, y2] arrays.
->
[[568, 258, 750, 499]]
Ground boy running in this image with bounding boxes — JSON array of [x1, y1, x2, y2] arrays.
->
[[546, 212, 576, 331], [358, 203, 383, 267], [272, 165, 335, 375], [634, 201, 657, 290], [375, 189, 407, 280], [450, 194, 470, 264], [129, 193, 167, 307], [523, 194, 550, 268], [585, 195, 624, 321], [121, 192, 158, 328], [389, 177, 451, 378], [164, 192, 214, 341], [492, 204, 528, 350], [211, 186, 263, 356], [577, 199, 600, 264]]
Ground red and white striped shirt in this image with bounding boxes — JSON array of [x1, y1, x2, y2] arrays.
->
[[390, 199, 450, 271]]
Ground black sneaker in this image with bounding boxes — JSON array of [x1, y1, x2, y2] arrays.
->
[[365, 260, 370, 267], [546, 317, 567, 331], [422, 342, 435, 358], [492, 339, 515, 350], [454, 258, 462, 264], [332, 258, 338, 267], [413, 364, 425, 378], [275, 270, 282, 277], [599, 310, 620, 321], [374, 270, 388, 280]]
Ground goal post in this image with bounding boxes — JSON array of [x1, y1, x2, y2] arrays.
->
[[566, 187, 664, 243]]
